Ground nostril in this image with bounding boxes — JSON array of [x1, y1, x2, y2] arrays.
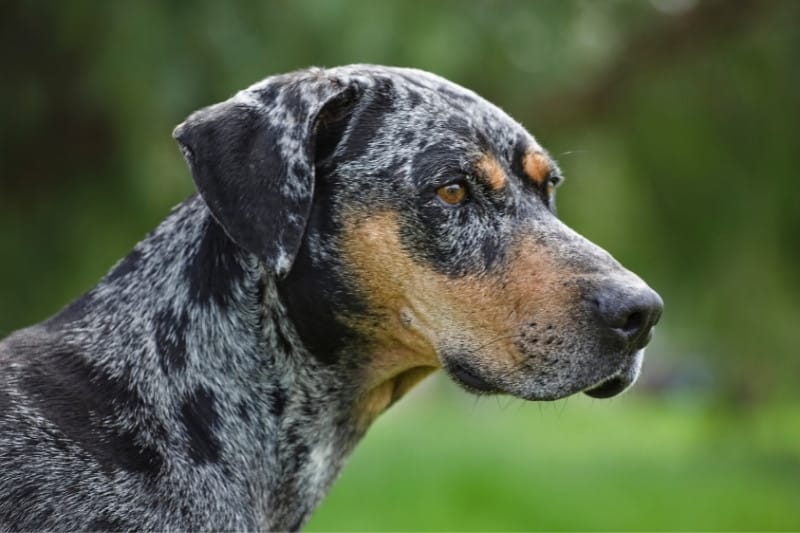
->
[[621, 310, 644, 336]]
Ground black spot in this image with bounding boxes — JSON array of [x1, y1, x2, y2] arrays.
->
[[283, 425, 303, 449], [279, 85, 307, 117], [301, 401, 317, 419], [180, 386, 221, 464], [480, 234, 503, 266], [20, 348, 164, 478], [411, 140, 463, 189], [291, 442, 310, 465], [446, 114, 480, 143], [407, 88, 423, 108], [315, 86, 361, 170], [290, 160, 306, 182], [110, 427, 165, 475], [254, 81, 280, 104], [336, 77, 396, 164], [509, 137, 528, 179], [51, 432, 70, 453], [105, 248, 142, 282], [268, 387, 287, 419], [237, 400, 251, 422], [154, 307, 189, 375], [188, 217, 247, 308]]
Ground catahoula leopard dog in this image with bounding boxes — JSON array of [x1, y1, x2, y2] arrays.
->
[[0, 65, 663, 531]]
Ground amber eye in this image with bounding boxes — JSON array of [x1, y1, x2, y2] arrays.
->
[[436, 182, 468, 206]]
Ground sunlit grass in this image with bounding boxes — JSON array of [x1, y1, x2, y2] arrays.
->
[[307, 375, 800, 531]]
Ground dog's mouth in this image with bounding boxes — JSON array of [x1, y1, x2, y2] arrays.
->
[[583, 375, 631, 398], [445, 359, 500, 394], [443, 349, 645, 400], [582, 349, 644, 399]]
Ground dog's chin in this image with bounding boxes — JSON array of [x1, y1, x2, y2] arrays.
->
[[582, 375, 633, 398], [582, 349, 644, 399], [443, 350, 645, 401]]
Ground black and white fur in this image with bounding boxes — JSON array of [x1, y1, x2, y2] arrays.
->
[[0, 65, 662, 531]]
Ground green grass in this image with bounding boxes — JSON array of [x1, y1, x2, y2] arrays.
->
[[306, 376, 800, 531]]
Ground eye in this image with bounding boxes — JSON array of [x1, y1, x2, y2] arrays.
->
[[546, 176, 561, 197], [436, 181, 469, 206]]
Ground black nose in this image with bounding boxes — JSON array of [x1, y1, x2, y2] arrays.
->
[[593, 285, 663, 349]]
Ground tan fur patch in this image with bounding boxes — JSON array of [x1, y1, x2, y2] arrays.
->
[[341, 211, 576, 424], [522, 150, 551, 186], [356, 366, 436, 428], [477, 154, 507, 191]]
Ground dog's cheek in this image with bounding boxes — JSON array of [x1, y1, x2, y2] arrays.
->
[[448, 238, 598, 393], [399, 206, 512, 278], [339, 211, 604, 399]]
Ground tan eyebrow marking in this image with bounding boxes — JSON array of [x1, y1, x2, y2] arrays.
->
[[522, 150, 551, 187], [477, 153, 507, 191]]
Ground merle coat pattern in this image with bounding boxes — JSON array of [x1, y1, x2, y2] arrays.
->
[[0, 65, 662, 531]]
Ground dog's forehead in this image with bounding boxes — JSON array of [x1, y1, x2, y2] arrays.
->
[[371, 66, 536, 144], [238, 65, 554, 196], [245, 65, 543, 154]]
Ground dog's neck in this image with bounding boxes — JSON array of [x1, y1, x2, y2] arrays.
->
[[47, 195, 369, 529]]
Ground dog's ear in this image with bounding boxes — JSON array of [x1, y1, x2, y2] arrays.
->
[[173, 71, 359, 277]]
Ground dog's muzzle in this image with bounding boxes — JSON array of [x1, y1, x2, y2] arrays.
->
[[583, 284, 663, 398], [591, 284, 663, 352]]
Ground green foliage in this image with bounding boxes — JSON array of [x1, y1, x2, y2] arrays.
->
[[1, 2, 798, 529]]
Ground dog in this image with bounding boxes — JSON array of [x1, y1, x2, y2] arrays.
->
[[0, 65, 662, 531]]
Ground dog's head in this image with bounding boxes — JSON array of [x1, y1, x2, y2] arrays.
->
[[174, 65, 662, 417]]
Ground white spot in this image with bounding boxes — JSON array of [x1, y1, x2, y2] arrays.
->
[[274, 250, 292, 276], [308, 442, 335, 489]]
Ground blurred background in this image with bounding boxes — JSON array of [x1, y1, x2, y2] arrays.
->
[[1, 0, 798, 530]]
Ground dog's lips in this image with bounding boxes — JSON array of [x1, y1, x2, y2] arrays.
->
[[441, 347, 646, 400], [583, 349, 644, 399], [583, 375, 631, 398], [444, 359, 500, 394]]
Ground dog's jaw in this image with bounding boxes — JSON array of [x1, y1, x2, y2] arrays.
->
[[583, 349, 645, 398]]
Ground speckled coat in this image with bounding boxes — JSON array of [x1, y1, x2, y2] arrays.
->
[[0, 65, 661, 531]]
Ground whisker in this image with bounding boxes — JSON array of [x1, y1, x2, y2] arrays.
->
[[556, 149, 588, 158]]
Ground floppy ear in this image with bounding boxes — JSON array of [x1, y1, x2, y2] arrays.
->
[[173, 71, 358, 277]]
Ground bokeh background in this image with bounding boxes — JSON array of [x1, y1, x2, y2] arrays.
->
[[1, 0, 798, 530]]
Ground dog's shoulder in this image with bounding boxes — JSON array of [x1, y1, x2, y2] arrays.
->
[[0, 326, 103, 529], [0, 323, 102, 455], [0, 323, 69, 387]]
